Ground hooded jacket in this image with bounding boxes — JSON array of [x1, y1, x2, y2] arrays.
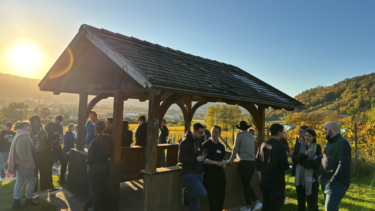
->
[[320, 133, 351, 188], [178, 131, 204, 175]]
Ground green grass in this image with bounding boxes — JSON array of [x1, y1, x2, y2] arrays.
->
[[283, 173, 375, 211], [0, 175, 62, 211]]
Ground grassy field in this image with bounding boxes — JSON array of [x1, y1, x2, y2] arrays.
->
[[0, 175, 61, 211], [282, 174, 375, 211]]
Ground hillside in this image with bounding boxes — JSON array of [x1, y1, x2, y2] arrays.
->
[[266, 73, 375, 121]]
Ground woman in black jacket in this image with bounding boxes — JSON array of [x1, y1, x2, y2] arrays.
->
[[81, 122, 113, 211], [292, 128, 322, 211]]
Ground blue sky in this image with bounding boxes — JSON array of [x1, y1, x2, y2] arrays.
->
[[0, 0, 374, 97]]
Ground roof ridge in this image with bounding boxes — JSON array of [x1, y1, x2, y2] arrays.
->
[[83, 24, 239, 69]]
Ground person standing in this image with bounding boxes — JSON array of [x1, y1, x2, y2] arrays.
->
[[202, 125, 227, 211], [293, 128, 322, 211], [0, 122, 16, 180], [204, 125, 211, 141], [81, 122, 113, 211], [159, 119, 169, 167], [121, 121, 133, 147], [8, 122, 39, 209], [229, 121, 262, 211], [63, 124, 75, 164], [135, 116, 147, 146], [319, 121, 351, 211], [256, 123, 289, 211], [179, 123, 207, 211], [292, 126, 309, 176], [44, 115, 67, 185], [85, 111, 99, 148]]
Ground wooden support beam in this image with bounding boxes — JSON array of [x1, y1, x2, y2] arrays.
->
[[185, 100, 192, 132], [159, 93, 182, 122], [112, 91, 124, 162], [190, 101, 207, 121], [145, 90, 161, 172], [257, 106, 266, 144], [86, 93, 111, 119], [238, 103, 262, 131], [77, 93, 88, 150]]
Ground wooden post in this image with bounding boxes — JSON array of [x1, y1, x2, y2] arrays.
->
[[77, 93, 88, 150], [108, 91, 124, 211], [185, 100, 192, 132], [145, 90, 161, 171], [258, 106, 266, 144], [266, 126, 270, 139], [355, 123, 358, 159]]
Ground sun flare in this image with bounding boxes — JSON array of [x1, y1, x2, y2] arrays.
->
[[5, 41, 45, 76]]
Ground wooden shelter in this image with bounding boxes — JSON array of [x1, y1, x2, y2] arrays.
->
[[39, 24, 303, 211]]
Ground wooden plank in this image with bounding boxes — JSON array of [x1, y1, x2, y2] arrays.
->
[[185, 100, 192, 132], [258, 106, 266, 143], [145, 90, 161, 171], [77, 93, 88, 150], [112, 91, 124, 162], [86, 93, 111, 118]]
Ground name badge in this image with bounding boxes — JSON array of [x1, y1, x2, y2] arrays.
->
[[216, 149, 221, 153], [197, 148, 201, 151]]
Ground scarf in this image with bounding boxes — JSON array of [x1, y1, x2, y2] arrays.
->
[[7, 129, 34, 178], [295, 140, 317, 195]]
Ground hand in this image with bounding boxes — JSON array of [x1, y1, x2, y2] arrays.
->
[[197, 156, 205, 162], [216, 161, 224, 167], [318, 176, 322, 184], [305, 150, 311, 156], [60, 140, 64, 144], [4, 134, 9, 139], [66, 152, 70, 155], [222, 162, 227, 169], [228, 160, 234, 165]]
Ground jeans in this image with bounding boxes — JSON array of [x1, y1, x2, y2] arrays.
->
[[322, 180, 348, 211], [182, 173, 207, 211], [261, 187, 285, 211], [14, 165, 36, 199], [52, 146, 67, 181], [204, 172, 226, 211], [238, 160, 258, 205], [0, 152, 9, 179], [296, 182, 319, 211], [83, 164, 109, 211]]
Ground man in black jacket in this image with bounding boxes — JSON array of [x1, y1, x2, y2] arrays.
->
[[179, 123, 207, 211], [0, 122, 16, 180], [202, 125, 226, 211], [135, 116, 147, 146], [319, 121, 351, 211], [159, 119, 169, 167], [256, 123, 289, 211]]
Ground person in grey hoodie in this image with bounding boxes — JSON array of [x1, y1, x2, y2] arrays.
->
[[319, 121, 351, 211]]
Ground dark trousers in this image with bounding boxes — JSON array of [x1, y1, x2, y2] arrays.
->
[[204, 172, 226, 211], [83, 164, 109, 211], [261, 188, 285, 211], [34, 150, 53, 192], [296, 182, 319, 211], [322, 180, 347, 211], [238, 160, 258, 205], [52, 146, 67, 181]]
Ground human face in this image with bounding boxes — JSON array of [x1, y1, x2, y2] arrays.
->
[[304, 132, 314, 144], [211, 128, 220, 141], [277, 129, 285, 140], [5, 126, 12, 131], [324, 124, 333, 139], [55, 120, 62, 125], [89, 113, 98, 123], [138, 119, 143, 125], [23, 124, 32, 133], [32, 118, 42, 129], [161, 120, 166, 127], [248, 129, 255, 135], [68, 126, 74, 132], [193, 128, 205, 140], [105, 120, 113, 131], [298, 127, 306, 140]]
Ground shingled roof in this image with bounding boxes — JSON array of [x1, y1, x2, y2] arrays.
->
[[42, 24, 304, 109]]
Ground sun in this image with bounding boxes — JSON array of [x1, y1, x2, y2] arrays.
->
[[5, 41, 45, 76]]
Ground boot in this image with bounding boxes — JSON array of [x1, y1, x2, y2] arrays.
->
[[24, 198, 39, 206], [12, 199, 27, 210]]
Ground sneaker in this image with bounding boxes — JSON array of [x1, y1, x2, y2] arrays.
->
[[32, 193, 39, 199], [240, 207, 251, 211], [182, 188, 189, 207], [49, 187, 63, 195], [253, 202, 262, 211], [24, 198, 39, 206], [52, 164, 58, 171]]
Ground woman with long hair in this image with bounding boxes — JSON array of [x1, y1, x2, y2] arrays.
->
[[292, 128, 322, 211], [8, 121, 39, 209], [81, 122, 113, 211]]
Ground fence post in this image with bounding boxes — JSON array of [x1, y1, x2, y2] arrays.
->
[[355, 123, 358, 159], [266, 126, 270, 139]]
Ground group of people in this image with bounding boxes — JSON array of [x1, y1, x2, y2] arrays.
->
[[178, 121, 351, 211]]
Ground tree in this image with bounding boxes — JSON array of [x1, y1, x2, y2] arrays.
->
[[39, 107, 51, 121], [0, 102, 29, 123], [367, 106, 375, 122]]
